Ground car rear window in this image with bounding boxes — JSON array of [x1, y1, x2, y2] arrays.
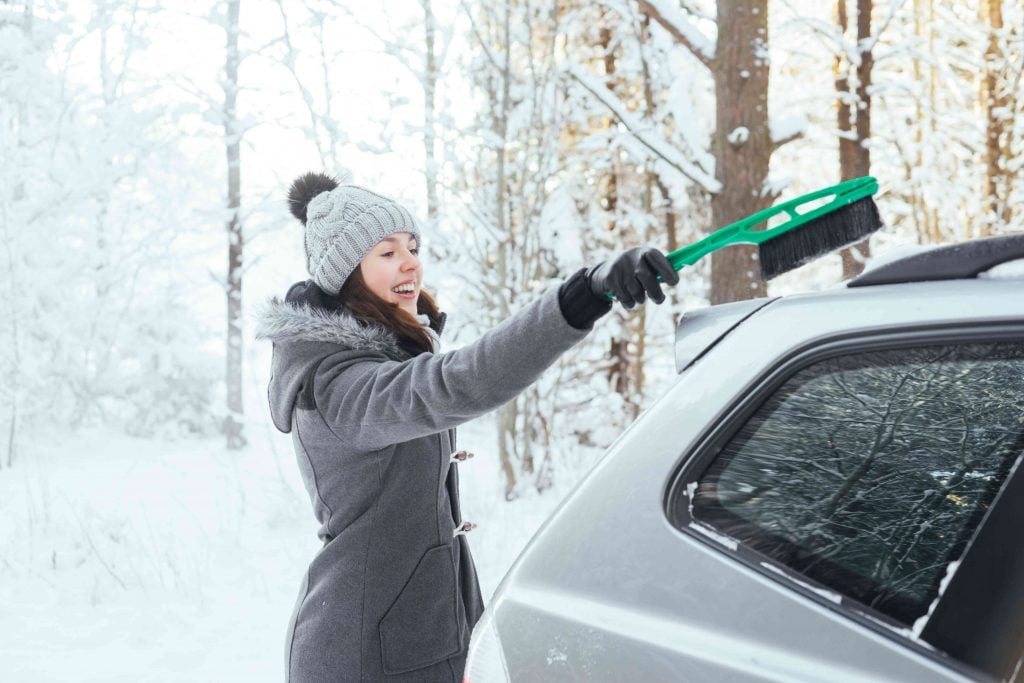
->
[[689, 341, 1024, 627]]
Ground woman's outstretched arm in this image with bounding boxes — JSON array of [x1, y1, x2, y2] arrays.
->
[[312, 274, 600, 450]]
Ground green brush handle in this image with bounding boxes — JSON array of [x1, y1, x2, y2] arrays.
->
[[666, 176, 878, 270], [601, 176, 878, 300]]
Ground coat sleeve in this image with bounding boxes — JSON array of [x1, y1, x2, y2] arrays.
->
[[312, 285, 593, 451]]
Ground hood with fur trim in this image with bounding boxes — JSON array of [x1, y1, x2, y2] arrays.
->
[[254, 279, 446, 432], [256, 298, 410, 358]]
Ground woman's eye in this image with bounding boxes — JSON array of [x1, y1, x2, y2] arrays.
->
[[411, 249, 419, 255], [382, 252, 393, 257]]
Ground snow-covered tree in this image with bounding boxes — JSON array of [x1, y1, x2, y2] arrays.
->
[[447, 0, 574, 498], [766, 0, 1023, 274], [222, 0, 246, 450], [0, 1, 222, 466], [852, 0, 1023, 244]]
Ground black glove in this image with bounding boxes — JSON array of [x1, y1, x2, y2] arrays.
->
[[585, 247, 680, 309]]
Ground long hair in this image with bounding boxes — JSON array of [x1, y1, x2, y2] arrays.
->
[[337, 267, 442, 356]]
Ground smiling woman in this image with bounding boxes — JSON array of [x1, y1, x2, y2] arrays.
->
[[255, 170, 677, 682], [339, 230, 442, 359], [360, 233, 422, 316]]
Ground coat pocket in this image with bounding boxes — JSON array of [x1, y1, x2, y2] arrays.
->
[[378, 544, 463, 675]]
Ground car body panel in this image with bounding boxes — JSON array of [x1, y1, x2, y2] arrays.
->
[[489, 280, 1024, 682], [674, 297, 778, 373]]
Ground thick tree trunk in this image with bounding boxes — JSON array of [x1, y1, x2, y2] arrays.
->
[[710, 0, 771, 304], [224, 0, 246, 450], [837, 0, 873, 278]]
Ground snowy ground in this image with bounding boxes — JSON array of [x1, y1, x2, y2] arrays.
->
[[0, 391, 603, 681]]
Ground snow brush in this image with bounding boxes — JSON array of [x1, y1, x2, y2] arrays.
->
[[607, 176, 882, 298]]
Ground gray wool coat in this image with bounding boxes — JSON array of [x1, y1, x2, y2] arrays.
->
[[256, 279, 592, 682]]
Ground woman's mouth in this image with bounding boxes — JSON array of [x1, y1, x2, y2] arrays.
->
[[391, 283, 417, 300]]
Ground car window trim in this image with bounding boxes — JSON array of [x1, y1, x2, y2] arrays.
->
[[920, 446, 1024, 680], [663, 320, 1024, 682]]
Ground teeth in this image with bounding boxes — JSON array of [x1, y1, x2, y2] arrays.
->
[[391, 284, 415, 294]]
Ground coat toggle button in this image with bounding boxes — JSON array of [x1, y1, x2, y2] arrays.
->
[[450, 450, 474, 463], [453, 521, 477, 537]]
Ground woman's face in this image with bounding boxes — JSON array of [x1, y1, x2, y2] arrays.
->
[[359, 232, 421, 317]]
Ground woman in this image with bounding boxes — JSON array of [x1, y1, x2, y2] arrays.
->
[[256, 171, 678, 682]]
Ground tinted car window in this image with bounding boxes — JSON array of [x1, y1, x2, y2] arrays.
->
[[691, 341, 1024, 627]]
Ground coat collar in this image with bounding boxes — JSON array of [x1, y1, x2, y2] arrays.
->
[[254, 280, 446, 360]]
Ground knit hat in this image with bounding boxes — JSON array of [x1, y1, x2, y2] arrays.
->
[[287, 171, 421, 295]]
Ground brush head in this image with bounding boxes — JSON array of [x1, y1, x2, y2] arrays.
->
[[758, 197, 883, 280]]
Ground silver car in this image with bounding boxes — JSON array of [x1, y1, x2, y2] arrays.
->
[[464, 234, 1024, 683]]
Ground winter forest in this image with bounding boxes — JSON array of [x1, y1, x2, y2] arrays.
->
[[2, 0, 1022, 678]]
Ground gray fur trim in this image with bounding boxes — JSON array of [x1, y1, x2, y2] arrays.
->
[[254, 298, 406, 359]]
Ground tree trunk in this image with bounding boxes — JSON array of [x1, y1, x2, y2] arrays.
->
[[493, 1, 517, 499], [910, 0, 925, 243], [2, 0, 34, 469], [925, 0, 939, 241], [224, 0, 246, 450], [422, 0, 440, 231], [981, 0, 1007, 237], [599, 15, 644, 418], [2, 232, 17, 469], [837, 0, 873, 278], [710, 0, 771, 304], [599, 24, 619, 224], [909, 0, 940, 243], [498, 402, 518, 501]]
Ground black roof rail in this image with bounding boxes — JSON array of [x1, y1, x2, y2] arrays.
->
[[848, 233, 1024, 287]]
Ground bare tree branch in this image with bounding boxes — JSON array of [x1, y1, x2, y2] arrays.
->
[[637, 0, 715, 69], [565, 64, 721, 193]]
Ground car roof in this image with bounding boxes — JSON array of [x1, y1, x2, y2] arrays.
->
[[675, 234, 1024, 373], [847, 232, 1024, 287]]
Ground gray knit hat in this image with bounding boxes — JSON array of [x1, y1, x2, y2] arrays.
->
[[287, 171, 421, 295]]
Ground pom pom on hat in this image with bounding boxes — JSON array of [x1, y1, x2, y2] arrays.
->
[[288, 172, 339, 224]]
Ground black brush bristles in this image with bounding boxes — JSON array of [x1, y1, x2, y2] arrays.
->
[[758, 197, 883, 280]]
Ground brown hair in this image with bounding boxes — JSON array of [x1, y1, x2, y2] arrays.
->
[[337, 267, 442, 356]]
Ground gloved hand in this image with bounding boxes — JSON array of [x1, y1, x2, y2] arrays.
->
[[585, 247, 680, 309]]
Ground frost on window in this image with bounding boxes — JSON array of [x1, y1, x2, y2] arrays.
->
[[692, 342, 1024, 626]]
